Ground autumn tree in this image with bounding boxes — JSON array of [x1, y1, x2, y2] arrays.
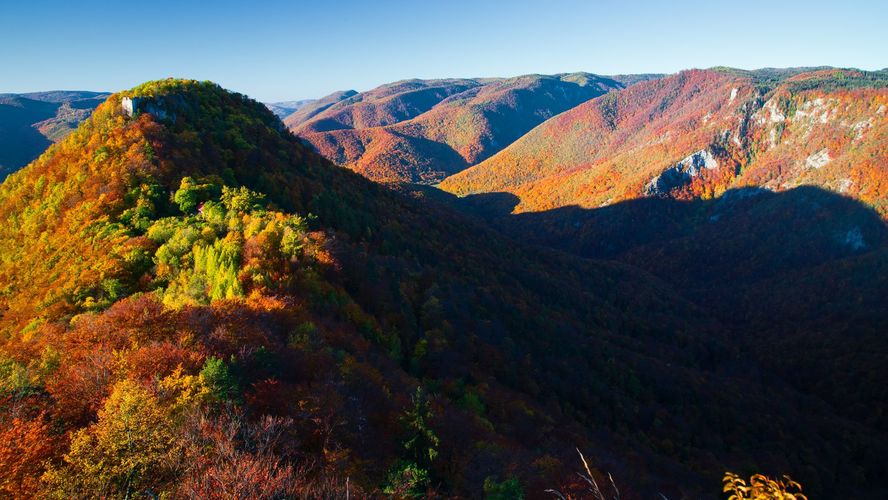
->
[[178, 412, 299, 499], [0, 413, 58, 499], [42, 380, 182, 498], [723, 472, 807, 500]]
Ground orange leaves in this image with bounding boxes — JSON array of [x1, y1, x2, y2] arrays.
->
[[0, 413, 58, 499]]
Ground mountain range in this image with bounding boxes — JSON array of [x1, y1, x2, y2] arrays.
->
[[439, 68, 888, 217], [0, 70, 885, 498], [0, 91, 109, 178], [286, 74, 662, 183]]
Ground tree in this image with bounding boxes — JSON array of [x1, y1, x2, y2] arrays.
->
[[723, 472, 807, 500], [401, 387, 440, 470], [484, 476, 525, 500], [42, 380, 180, 498], [199, 356, 239, 403], [178, 412, 299, 499], [0, 413, 58, 499], [382, 461, 431, 499], [221, 185, 266, 214], [173, 177, 220, 214]]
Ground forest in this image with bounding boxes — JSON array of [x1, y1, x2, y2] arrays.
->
[[0, 79, 883, 499]]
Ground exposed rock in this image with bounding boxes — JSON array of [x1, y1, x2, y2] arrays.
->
[[805, 149, 831, 169], [756, 97, 785, 125], [850, 119, 872, 140], [121, 96, 175, 120], [841, 226, 867, 251], [795, 97, 834, 124], [644, 149, 718, 196]]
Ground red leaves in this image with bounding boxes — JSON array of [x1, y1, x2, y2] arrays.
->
[[0, 413, 58, 498], [178, 412, 301, 500]]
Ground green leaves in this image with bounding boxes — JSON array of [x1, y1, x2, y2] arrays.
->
[[173, 176, 220, 214], [483, 476, 524, 500], [401, 387, 440, 469], [221, 185, 266, 214], [199, 356, 239, 403]]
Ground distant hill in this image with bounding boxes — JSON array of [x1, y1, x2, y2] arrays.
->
[[281, 89, 358, 128], [431, 68, 888, 478], [439, 68, 888, 217], [289, 74, 644, 183], [0, 90, 107, 178], [264, 98, 315, 118]]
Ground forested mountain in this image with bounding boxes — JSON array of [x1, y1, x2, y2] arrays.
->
[[439, 68, 888, 217], [0, 91, 108, 178], [288, 74, 638, 183], [282, 89, 359, 129], [0, 79, 885, 499]]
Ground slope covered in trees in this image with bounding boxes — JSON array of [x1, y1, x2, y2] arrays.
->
[[290, 74, 632, 183], [0, 79, 885, 498], [439, 68, 888, 218], [423, 182, 888, 457], [281, 89, 358, 129]]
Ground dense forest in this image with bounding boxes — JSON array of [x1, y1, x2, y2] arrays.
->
[[289, 74, 637, 184], [439, 68, 888, 217], [0, 79, 884, 498]]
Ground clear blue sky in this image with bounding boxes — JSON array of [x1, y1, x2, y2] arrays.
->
[[1, 0, 885, 102]]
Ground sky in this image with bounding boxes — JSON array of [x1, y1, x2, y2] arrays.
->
[[1, 0, 885, 102]]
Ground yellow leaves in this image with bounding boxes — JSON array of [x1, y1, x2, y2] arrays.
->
[[157, 365, 210, 416], [723, 472, 807, 500], [43, 379, 183, 497]]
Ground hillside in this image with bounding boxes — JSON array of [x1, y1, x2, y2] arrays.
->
[[439, 68, 888, 217], [0, 91, 108, 178], [0, 79, 885, 498], [281, 89, 358, 129], [291, 74, 630, 183], [424, 182, 888, 447]]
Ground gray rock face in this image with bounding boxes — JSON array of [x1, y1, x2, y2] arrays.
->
[[644, 149, 719, 196], [121, 96, 174, 120], [841, 226, 867, 251], [121, 97, 140, 117]]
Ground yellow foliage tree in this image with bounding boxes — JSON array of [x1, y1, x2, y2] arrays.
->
[[43, 379, 183, 498], [723, 472, 807, 500]]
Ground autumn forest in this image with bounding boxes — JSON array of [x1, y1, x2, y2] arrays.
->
[[0, 59, 885, 500]]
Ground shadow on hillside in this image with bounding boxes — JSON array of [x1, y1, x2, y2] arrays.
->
[[414, 183, 888, 451], [422, 185, 888, 288], [385, 130, 470, 182], [407, 184, 888, 497], [0, 97, 59, 177]]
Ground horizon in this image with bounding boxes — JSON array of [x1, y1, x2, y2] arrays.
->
[[2, 0, 885, 101], [5, 64, 886, 104]]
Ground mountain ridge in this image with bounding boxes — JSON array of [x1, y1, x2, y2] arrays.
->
[[438, 67, 888, 218], [288, 73, 652, 183]]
